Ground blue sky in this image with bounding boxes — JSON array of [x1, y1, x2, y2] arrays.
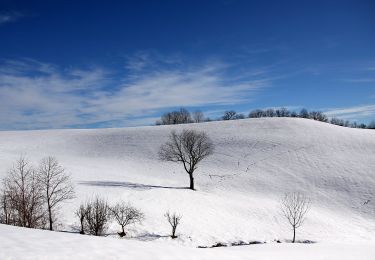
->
[[0, 0, 374, 130]]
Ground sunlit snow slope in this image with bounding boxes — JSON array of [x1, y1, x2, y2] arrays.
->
[[0, 118, 374, 246]]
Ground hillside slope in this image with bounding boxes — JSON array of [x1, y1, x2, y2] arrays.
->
[[0, 118, 374, 246]]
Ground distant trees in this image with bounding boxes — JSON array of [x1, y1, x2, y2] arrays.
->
[[368, 121, 375, 129], [222, 110, 237, 120], [38, 157, 75, 231], [110, 201, 144, 237], [308, 111, 328, 122], [249, 109, 264, 118], [192, 110, 205, 123], [155, 107, 373, 130], [159, 129, 214, 190], [281, 192, 311, 243], [156, 108, 193, 125], [165, 211, 182, 239]]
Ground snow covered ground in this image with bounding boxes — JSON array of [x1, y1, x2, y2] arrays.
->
[[0, 118, 374, 259], [1, 224, 374, 260]]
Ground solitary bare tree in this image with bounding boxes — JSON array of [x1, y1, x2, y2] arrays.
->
[[38, 156, 75, 231], [165, 211, 182, 239], [159, 129, 214, 190], [281, 192, 311, 243], [110, 201, 144, 237]]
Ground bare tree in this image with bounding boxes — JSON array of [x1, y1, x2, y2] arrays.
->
[[2, 156, 46, 228], [157, 108, 193, 125], [85, 196, 111, 236], [110, 201, 144, 237], [165, 211, 182, 239], [159, 129, 214, 190], [222, 110, 237, 120], [75, 203, 87, 234], [192, 110, 205, 123], [281, 192, 311, 243], [38, 157, 75, 231], [0, 191, 13, 224]]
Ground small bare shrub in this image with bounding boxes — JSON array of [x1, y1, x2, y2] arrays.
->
[[165, 211, 182, 239], [110, 201, 144, 237]]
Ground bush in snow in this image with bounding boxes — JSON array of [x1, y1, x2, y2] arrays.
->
[[110, 201, 144, 237], [84, 196, 111, 236], [165, 211, 182, 239]]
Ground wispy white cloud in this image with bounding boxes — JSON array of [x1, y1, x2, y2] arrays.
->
[[325, 105, 375, 121], [0, 58, 268, 130], [0, 11, 23, 25], [342, 78, 375, 83]]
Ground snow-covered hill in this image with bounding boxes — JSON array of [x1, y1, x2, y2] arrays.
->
[[0, 118, 374, 258]]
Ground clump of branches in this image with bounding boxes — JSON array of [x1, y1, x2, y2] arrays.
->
[[281, 192, 311, 243], [75, 196, 111, 236], [110, 201, 144, 237], [84, 196, 111, 236], [165, 211, 182, 239]]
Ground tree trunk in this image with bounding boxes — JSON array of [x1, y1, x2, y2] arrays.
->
[[189, 173, 195, 190], [292, 227, 296, 243], [48, 206, 53, 230]]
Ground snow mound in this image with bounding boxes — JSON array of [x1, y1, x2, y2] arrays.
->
[[0, 118, 374, 247]]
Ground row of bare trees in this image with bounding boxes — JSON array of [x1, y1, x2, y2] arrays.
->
[[75, 197, 182, 239], [75, 198, 144, 237], [0, 156, 74, 230], [155, 107, 375, 130]]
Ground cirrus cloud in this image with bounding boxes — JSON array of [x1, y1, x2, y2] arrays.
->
[[0, 58, 269, 130]]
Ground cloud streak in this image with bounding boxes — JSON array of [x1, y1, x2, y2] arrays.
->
[[325, 105, 375, 121], [0, 11, 23, 25], [0, 58, 268, 130]]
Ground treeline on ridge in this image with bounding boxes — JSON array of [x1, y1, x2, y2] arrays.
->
[[156, 107, 375, 129]]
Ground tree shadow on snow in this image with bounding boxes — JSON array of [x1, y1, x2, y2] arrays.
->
[[78, 180, 187, 190]]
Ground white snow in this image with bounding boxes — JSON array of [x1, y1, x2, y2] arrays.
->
[[0, 118, 374, 259]]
